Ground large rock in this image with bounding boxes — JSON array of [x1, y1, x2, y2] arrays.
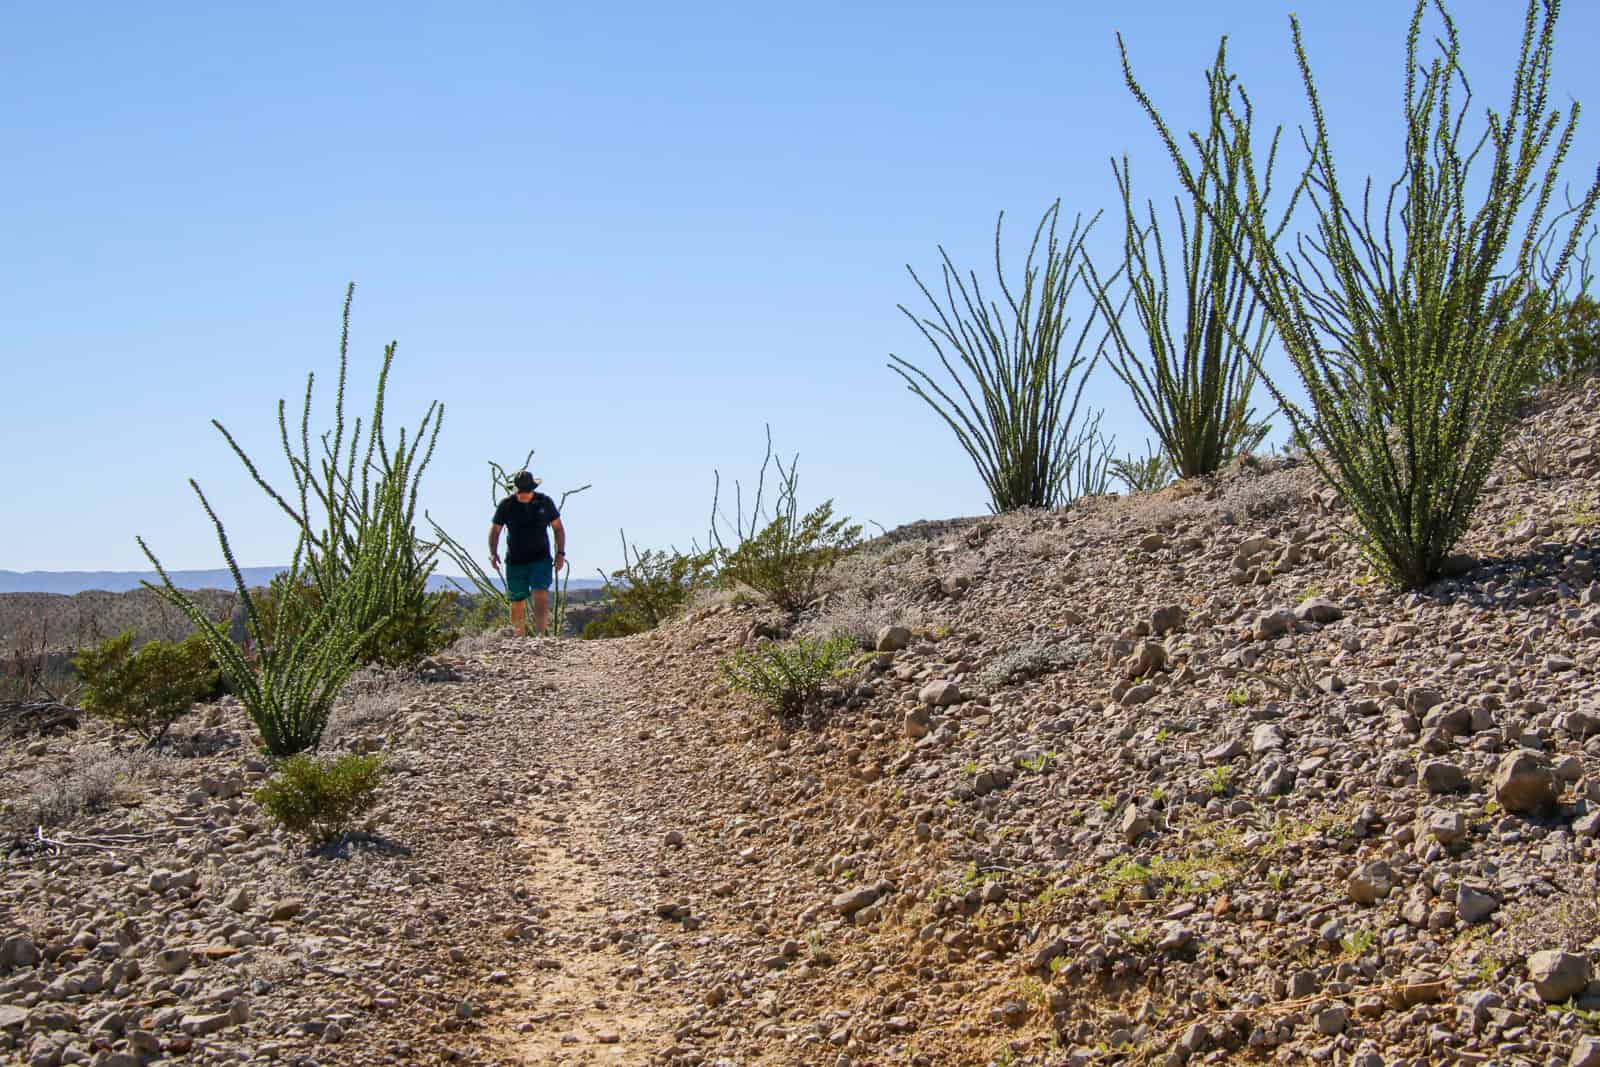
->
[[1493, 751, 1559, 814], [918, 680, 962, 707], [1455, 884, 1499, 924], [832, 886, 880, 918], [1253, 609, 1296, 641], [1124, 640, 1168, 680], [903, 707, 932, 740], [1251, 723, 1287, 754], [875, 626, 912, 652], [1294, 597, 1343, 624], [1150, 605, 1187, 635], [1348, 861, 1394, 905], [1527, 950, 1592, 1003], [1420, 760, 1467, 794], [1571, 1035, 1600, 1067]]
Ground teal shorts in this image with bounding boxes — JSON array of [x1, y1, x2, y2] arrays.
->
[[505, 559, 553, 602]]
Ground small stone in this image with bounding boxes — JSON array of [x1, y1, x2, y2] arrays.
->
[[1427, 810, 1467, 845], [268, 899, 305, 922], [1493, 751, 1559, 814], [1420, 760, 1466, 794], [918, 680, 961, 707], [179, 1010, 234, 1036], [1295, 598, 1343, 624], [1125, 640, 1168, 679], [1253, 609, 1296, 641], [1348, 861, 1394, 905], [662, 830, 685, 848], [1455, 884, 1499, 924], [1120, 807, 1155, 845], [154, 948, 190, 975], [903, 707, 932, 740], [1313, 1005, 1348, 1035], [832, 887, 879, 917], [1251, 723, 1287, 753], [1121, 683, 1156, 706], [1150, 605, 1187, 635], [224, 888, 252, 914], [875, 626, 912, 652], [1570, 1035, 1600, 1067], [1528, 949, 1592, 1003]]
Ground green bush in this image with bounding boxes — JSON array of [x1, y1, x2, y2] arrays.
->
[[720, 503, 860, 614], [720, 633, 857, 718], [72, 631, 219, 743], [710, 429, 862, 613], [1109, 447, 1175, 494], [255, 753, 385, 843], [1530, 291, 1600, 385], [598, 532, 716, 633], [1123, 0, 1600, 587], [582, 609, 649, 640]]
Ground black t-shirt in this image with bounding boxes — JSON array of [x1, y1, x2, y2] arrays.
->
[[492, 493, 561, 564]]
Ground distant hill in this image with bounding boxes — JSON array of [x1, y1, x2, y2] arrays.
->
[[0, 568, 604, 595]]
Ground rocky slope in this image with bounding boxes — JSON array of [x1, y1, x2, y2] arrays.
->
[[2, 373, 1598, 1067]]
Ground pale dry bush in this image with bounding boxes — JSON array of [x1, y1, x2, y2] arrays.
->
[[2, 746, 169, 831], [801, 590, 925, 649], [1023, 530, 1073, 559], [323, 680, 411, 749]]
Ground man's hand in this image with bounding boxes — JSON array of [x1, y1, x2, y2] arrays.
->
[[490, 553, 501, 572], [554, 552, 567, 571]]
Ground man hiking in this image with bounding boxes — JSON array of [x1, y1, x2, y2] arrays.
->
[[489, 471, 567, 636]]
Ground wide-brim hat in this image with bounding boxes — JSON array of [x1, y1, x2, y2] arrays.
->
[[512, 471, 542, 491]]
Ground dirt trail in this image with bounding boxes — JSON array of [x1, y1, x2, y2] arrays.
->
[[479, 637, 814, 1067]]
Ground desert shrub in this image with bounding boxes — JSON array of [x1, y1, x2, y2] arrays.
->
[[71, 631, 219, 743], [582, 610, 647, 640], [891, 202, 1113, 511], [1109, 447, 1175, 494], [977, 640, 1090, 692], [214, 284, 451, 665], [255, 752, 384, 843], [1, 747, 164, 830], [720, 633, 857, 717], [802, 591, 923, 650], [711, 429, 862, 613], [1529, 291, 1600, 385], [597, 533, 716, 633], [1084, 41, 1275, 480], [1123, 1, 1600, 587]]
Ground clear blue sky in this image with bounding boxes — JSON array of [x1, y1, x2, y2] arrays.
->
[[3, 1, 1596, 576]]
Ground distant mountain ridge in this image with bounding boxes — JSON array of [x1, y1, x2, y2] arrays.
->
[[0, 568, 604, 595]]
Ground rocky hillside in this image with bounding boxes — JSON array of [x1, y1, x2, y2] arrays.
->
[[0, 372, 1597, 1067]]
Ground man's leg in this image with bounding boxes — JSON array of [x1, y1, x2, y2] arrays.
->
[[510, 597, 527, 636], [532, 590, 550, 636]]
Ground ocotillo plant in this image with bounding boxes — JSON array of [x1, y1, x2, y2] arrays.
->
[[1082, 39, 1277, 479], [139, 482, 380, 756], [1122, 0, 1600, 587], [212, 284, 449, 663], [891, 203, 1113, 511]]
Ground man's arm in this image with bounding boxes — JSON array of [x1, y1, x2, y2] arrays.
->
[[488, 524, 503, 570], [549, 517, 566, 566]]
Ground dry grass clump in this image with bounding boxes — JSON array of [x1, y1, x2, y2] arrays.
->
[[1, 746, 168, 831], [801, 590, 925, 650]]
